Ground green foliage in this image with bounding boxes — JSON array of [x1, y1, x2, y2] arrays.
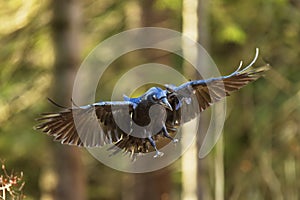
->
[[155, 0, 182, 11], [218, 24, 246, 44], [210, 0, 300, 198]]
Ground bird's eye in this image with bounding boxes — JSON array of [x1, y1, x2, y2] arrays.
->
[[152, 95, 157, 100]]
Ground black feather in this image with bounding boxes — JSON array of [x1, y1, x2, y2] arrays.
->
[[36, 65, 270, 158]]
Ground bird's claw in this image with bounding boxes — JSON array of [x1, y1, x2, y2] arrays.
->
[[172, 138, 179, 144], [154, 151, 164, 158]]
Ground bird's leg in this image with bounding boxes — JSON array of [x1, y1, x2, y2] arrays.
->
[[147, 136, 164, 158], [162, 123, 179, 143], [175, 99, 182, 110]]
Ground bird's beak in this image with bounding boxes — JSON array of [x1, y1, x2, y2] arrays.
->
[[161, 98, 173, 111]]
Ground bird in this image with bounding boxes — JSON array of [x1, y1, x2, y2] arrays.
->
[[35, 49, 269, 159]]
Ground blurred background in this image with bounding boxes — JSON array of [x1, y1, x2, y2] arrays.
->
[[0, 0, 300, 199]]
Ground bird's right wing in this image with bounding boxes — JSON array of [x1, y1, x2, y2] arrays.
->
[[35, 101, 134, 147]]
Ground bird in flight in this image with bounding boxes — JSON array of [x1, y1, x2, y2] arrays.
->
[[36, 49, 269, 159]]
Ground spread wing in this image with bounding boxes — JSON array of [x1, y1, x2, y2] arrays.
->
[[166, 65, 270, 124], [35, 101, 134, 147], [36, 49, 269, 158]]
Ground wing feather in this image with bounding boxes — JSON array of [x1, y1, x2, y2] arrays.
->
[[35, 101, 134, 147], [167, 65, 270, 123]]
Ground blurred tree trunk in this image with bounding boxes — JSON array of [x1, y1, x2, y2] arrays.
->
[[127, 171, 171, 200], [182, 0, 213, 200], [197, 1, 214, 200], [134, 0, 171, 199], [50, 0, 86, 200], [181, 0, 198, 200], [122, 1, 171, 200]]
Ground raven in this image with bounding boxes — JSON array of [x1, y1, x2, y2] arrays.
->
[[36, 51, 269, 158]]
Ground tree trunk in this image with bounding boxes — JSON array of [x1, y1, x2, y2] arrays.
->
[[181, 0, 213, 200], [197, 1, 213, 200], [181, 0, 199, 200], [50, 0, 86, 199], [122, 1, 172, 200]]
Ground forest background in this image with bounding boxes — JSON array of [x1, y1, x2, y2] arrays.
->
[[0, 0, 300, 199]]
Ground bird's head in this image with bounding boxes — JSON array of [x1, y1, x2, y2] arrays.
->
[[144, 87, 173, 111]]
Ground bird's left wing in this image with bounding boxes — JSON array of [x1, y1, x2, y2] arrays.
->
[[35, 101, 134, 147], [166, 63, 270, 124]]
